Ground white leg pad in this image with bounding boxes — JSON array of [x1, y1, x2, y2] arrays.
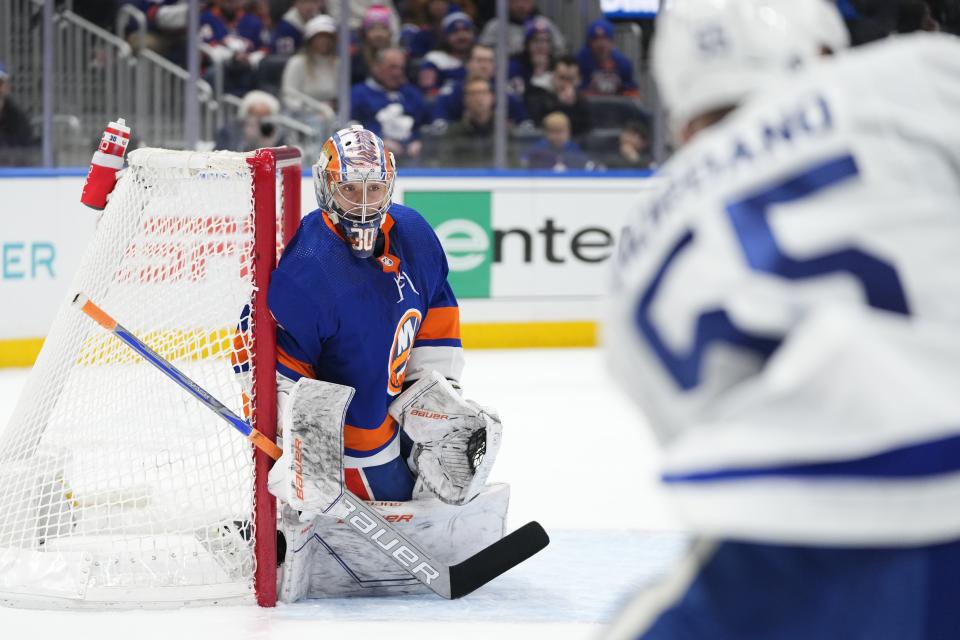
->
[[269, 378, 354, 519], [277, 503, 324, 603]]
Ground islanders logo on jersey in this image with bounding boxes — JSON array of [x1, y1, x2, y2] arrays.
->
[[387, 309, 422, 395]]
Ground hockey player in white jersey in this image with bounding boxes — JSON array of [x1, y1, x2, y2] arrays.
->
[[605, 0, 960, 637]]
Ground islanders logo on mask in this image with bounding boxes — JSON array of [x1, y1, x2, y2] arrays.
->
[[387, 308, 422, 395]]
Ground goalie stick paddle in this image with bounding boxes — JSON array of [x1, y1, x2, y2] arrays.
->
[[73, 292, 550, 599]]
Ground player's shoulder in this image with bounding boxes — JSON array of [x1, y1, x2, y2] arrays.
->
[[387, 202, 432, 230], [843, 32, 960, 69], [388, 203, 443, 246], [275, 210, 343, 289], [674, 33, 960, 161], [287, 207, 328, 241], [811, 32, 960, 95]]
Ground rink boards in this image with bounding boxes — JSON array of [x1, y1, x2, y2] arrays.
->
[[0, 170, 661, 364]]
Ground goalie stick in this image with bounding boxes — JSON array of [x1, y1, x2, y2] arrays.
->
[[73, 292, 549, 599]]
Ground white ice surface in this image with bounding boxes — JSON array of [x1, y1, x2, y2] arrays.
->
[[0, 349, 687, 640]]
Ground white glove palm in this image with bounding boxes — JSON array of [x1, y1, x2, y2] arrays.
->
[[389, 372, 502, 505]]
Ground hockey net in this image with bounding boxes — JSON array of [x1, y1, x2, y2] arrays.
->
[[0, 147, 300, 608]]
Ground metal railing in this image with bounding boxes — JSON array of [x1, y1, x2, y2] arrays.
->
[[116, 3, 147, 52], [2, 0, 45, 119], [135, 46, 219, 150], [51, 11, 136, 165], [50, 9, 222, 164], [3, 0, 659, 168], [221, 94, 324, 160], [1, 1, 226, 165]]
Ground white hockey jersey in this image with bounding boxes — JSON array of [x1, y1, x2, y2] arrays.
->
[[606, 33, 960, 546]]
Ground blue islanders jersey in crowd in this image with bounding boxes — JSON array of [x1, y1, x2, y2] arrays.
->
[[350, 80, 429, 144], [576, 48, 638, 96], [431, 79, 529, 124], [268, 204, 464, 501], [199, 6, 265, 52], [418, 50, 466, 96], [132, 0, 181, 31], [270, 7, 307, 55]]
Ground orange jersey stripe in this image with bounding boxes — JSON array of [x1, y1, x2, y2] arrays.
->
[[418, 306, 461, 341], [322, 211, 346, 240], [344, 415, 397, 453], [277, 346, 316, 379]]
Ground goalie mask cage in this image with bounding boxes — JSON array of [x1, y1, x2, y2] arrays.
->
[[0, 147, 301, 608]]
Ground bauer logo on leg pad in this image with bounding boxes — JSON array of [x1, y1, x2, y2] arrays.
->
[[294, 438, 305, 501], [276, 378, 355, 517], [340, 495, 441, 585], [410, 409, 449, 420]]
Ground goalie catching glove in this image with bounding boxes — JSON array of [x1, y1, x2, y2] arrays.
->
[[389, 371, 502, 505]]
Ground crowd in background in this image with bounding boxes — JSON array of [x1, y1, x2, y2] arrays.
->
[[1, 0, 959, 170], [150, 0, 650, 170]]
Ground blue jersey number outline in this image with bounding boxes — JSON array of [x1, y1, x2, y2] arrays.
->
[[634, 154, 909, 391]]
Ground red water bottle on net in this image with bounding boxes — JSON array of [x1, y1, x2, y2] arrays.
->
[[80, 117, 131, 210]]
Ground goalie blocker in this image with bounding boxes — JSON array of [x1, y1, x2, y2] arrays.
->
[[269, 375, 517, 599]]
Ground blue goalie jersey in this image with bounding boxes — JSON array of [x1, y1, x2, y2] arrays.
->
[[268, 203, 465, 501]]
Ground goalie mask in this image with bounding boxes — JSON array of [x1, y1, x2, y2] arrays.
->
[[313, 125, 397, 258]]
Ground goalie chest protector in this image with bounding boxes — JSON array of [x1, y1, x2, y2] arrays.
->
[[267, 203, 463, 497]]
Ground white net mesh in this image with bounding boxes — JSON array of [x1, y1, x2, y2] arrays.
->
[[0, 148, 286, 607]]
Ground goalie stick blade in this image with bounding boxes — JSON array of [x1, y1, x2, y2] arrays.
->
[[448, 521, 550, 599]]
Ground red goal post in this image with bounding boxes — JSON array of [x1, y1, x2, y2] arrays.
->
[[249, 146, 300, 607]]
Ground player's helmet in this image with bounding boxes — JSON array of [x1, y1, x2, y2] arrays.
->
[[313, 125, 397, 258], [653, 0, 849, 136]]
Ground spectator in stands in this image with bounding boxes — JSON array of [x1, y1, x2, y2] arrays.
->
[[429, 74, 498, 167], [351, 5, 397, 85], [215, 90, 286, 151], [281, 15, 338, 113], [576, 18, 638, 97], [431, 44, 529, 126], [417, 12, 475, 97], [508, 16, 556, 97], [327, 0, 401, 34], [351, 47, 429, 160], [247, 0, 273, 32], [522, 111, 591, 171], [478, 0, 564, 56], [524, 55, 591, 137], [126, 1, 187, 58], [405, 0, 477, 58], [270, 0, 323, 55], [200, 0, 269, 95], [604, 120, 651, 169], [0, 64, 37, 165]]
